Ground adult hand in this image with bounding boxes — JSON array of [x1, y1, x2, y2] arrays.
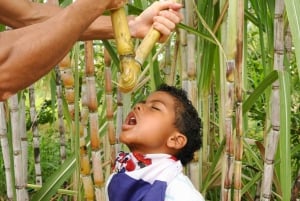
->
[[103, 0, 127, 11], [129, 1, 183, 43]]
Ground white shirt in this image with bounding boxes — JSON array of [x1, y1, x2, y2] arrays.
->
[[165, 173, 205, 201]]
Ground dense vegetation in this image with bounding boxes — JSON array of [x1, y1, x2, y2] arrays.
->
[[0, 0, 299, 200]]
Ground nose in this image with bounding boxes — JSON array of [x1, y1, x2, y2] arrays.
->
[[134, 103, 143, 111]]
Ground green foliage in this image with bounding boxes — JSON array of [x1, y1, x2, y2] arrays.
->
[[31, 155, 76, 201], [1, 0, 300, 200], [26, 99, 56, 131], [0, 25, 5, 32]]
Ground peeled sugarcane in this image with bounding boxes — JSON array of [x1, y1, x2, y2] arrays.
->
[[111, 4, 163, 93], [84, 41, 105, 200], [111, 7, 140, 92]]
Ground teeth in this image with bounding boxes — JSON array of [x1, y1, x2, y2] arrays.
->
[[128, 117, 136, 125]]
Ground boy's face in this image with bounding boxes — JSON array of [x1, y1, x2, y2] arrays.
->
[[120, 91, 181, 154]]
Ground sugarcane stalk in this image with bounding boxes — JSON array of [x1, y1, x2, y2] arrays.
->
[[111, 4, 167, 92], [233, 0, 244, 200], [84, 41, 105, 200], [223, 60, 235, 201], [79, 72, 94, 201], [55, 67, 67, 163], [221, 0, 237, 200], [9, 94, 29, 201], [28, 85, 43, 185], [0, 102, 14, 200], [19, 96, 28, 186], [260, 0, 285, 199], [59, 54, 75, 120], [104, 48, 117, 170], [135, 27, 161, 65], [58, 53, 76, 201], [116, 72, 123, 153], [185, 33, 200, 189], [111, 7, 141, 93]]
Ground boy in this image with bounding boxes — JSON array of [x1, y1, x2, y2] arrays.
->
[[106, 84, 205, 201]]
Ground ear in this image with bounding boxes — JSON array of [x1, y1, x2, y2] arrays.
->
[[167, 132, 187, 150]]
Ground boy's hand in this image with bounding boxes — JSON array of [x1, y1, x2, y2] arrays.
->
[[129, 1, 183, 42]]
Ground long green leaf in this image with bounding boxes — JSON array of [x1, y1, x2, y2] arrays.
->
[[241, 172, 262, 195], [285, 0, 300, 80], [102, 40, 119, 67], [278, 71, 291, 200], [177, 23, 216, 44], [201, 139, 225, 193], [243, 70, 278, 114], [31, 155, 76, 201]]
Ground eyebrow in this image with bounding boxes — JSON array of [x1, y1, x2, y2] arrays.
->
[[147, 99, 167, 107]]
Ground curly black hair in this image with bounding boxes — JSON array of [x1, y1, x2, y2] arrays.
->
[[156, 84, 202, 166]]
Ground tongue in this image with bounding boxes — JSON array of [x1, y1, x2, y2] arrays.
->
[[128, 117, 136, 125]]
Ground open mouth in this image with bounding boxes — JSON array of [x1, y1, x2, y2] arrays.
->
[[125, 111, 137, 125]]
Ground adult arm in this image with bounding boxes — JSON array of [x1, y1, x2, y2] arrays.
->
[[0, 0, 183, 40], [0, 0, 122, 100], [0, 0, 183, 100]]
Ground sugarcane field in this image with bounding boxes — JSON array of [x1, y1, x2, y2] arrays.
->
[[0, 0, 300, 200]]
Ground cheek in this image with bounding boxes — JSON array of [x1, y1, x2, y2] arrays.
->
[[140, 119, 172, 137]]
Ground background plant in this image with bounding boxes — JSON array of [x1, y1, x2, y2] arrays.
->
[[0, 0, 299, 200]]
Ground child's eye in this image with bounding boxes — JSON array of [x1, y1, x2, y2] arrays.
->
[[151, 106, 160, 111]]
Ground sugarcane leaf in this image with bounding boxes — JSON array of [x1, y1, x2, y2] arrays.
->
[[285, 0, 300, 80], [177, 23, 215, 44], [278, 71, 291, 200], [202, 139, 225, 193], [291, 143, 300, 157], [244, 139, 263, 171], [102, 40, 119, 67], [243, 70, 278, 114], [59, 0, 72, 7], [241, 172, 262, 195], [31, 155, 76, 201], [127, 3, 143, 15], [0, 24, 5, 32]]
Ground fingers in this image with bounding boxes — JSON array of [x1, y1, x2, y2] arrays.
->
[[152, 8, 183, 41], [130, 1, 183, 41], [153, 1, 183, 12], [158, 9, 183, 25]]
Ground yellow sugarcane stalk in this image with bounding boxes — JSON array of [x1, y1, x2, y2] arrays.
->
[[111, 7, 140, 92], [135, 27, 161, 65], [111, 4, 164, 92]]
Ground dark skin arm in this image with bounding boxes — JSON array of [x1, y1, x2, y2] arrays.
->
[[0, 0, 183, 100]]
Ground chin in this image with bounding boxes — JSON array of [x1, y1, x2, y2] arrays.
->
[[119, 133, 129, 144]]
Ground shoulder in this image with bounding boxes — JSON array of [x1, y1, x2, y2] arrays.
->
[[165, 173, 205, 201]]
